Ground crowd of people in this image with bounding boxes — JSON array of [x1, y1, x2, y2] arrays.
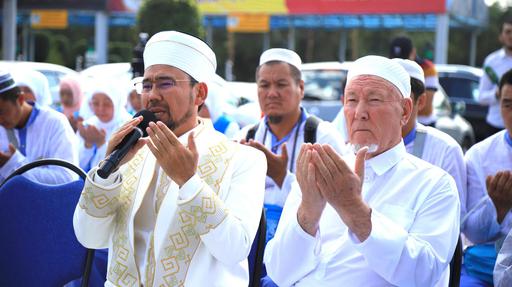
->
[[0, 17, 511, 287]]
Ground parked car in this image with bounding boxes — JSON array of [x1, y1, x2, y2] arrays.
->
[[301, 61, 349, 121], [0, 61, 78, 105], [300, 61, 475, 150], [436, 64, 488, 142]]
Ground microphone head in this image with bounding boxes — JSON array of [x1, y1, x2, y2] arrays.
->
[[134, 110, 157, 137]]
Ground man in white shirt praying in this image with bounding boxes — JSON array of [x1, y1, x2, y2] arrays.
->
[[462, 68, 512, 286], [264, 55, 460, 287], [393, 58, 467, 220], [0, 70, 78, 184]]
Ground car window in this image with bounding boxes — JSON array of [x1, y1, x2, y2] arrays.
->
[[439, 76, 479, 102], [303, 69, 347, 101]]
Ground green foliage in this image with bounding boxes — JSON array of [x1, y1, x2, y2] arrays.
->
[[33, 31, 50, 62], [137, 0, 203, 38]]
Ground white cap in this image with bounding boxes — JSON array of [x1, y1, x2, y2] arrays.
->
[[392, 58, 425, 84], [259, 48, 302, 70], [0, 71, 16, 94], [143, 31, 217, 82], [347, 55, 411, 98]]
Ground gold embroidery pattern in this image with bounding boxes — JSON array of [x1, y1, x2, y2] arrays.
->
[[107, 150, 147, 287], [151, 139, 238, 287]]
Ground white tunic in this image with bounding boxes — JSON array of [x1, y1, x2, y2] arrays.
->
[[73, 122, 267, 286], [0, 104, 78, 184], [404, 123, 467, 220], [264, 142, 460, 287], [463, 130, 512, 243], [478, 48, 512, 128]]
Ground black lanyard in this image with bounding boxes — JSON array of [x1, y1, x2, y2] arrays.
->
[[262, 116, 303, 173]]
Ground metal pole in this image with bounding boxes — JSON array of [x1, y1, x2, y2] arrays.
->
[[434, 13, 449, 64], [206, 23, 213, 47], [287, 27, 295, 50], [469, 30, 478, 67], [2, 0, 17, 60], [338, 29, 347, 62], [95, 11, 109, 64], [263, 32, 270, 51]]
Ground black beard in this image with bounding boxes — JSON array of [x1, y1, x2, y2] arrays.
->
[[268, 115, 283, 124]]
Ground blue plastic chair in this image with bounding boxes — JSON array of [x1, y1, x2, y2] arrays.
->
[[0, 159, 94, 287], [248, 209, 267, 287]]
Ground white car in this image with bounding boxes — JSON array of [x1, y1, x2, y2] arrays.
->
[[0, 61, 78, 105]]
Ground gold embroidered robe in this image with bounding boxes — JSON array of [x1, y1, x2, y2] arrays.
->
[[73, 123, 266, 286]]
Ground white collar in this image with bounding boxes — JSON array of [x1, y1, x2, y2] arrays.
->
[[365, 141, 406, 176]]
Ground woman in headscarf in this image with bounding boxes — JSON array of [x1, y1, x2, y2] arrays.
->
[[77, 79, 132, 172], [11, 69, 53, 107], [58, 75, 84, 117], [58, 75, 84, 132]]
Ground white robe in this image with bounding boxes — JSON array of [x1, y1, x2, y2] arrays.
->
[[264, 142, 460, 287], [0, 104, 78, 184], [73, 121, 267, 286], [463, 130, 512, 243]]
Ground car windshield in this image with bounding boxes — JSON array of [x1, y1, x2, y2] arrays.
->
[[438, 74, 480, 102], [303, 69, 347, 101]]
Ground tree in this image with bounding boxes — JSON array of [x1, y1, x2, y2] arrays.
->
[[137, 0, 203, 38]]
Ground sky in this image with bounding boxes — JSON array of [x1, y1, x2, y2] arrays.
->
[[485, 0, 512, 7]]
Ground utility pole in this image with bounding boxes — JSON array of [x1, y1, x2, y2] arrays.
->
[[3, 0, 17, 60]]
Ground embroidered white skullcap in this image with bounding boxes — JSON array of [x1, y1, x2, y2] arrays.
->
[[347, 55, 411, 98], [259, 48, 302, 71], [143, 31, 217, 82], [0, 71, 16, 94], [392, 58, 425, 85]]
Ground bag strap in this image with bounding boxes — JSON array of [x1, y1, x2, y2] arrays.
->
[[245, 123, 259, 141], [412, 127, 427, 158]]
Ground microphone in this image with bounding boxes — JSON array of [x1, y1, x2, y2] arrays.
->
[[97, 110, 157, 179]]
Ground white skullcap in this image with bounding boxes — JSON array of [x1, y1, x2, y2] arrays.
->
[[143, 31, 217, 83], [0, 71, 16, 94], [392, 58, 425, 84], [259, 48, 302, 71], [347, 55, 411, 98]]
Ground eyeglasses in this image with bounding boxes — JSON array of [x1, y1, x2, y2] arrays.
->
[[132, 76, 190, 94]]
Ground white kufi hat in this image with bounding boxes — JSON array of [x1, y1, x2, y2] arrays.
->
[[143, 31, 217, 82], [392, 58, 425, 85], [0, 71, 16, 94], [347, 55, 411, 98], [259, 48, 302, 70]]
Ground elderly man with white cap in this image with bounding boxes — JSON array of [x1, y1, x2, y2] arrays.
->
[[394, 58, 467, 222], [239, 48, 345, 242], [264, 55, 460, 286], [73, 31, 266, 287], [0, 70, 78, 184]]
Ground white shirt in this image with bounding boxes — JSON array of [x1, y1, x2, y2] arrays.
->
[[463, 130, 512, 243], [0, 104, 78, 184], [237, 110, 346, 207], [264, 142, 460, 287], [478, 48, 512, 128], [405, 123, 467, 219]]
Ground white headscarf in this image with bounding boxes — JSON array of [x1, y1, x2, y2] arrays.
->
[[84, 78, 132, 131], [11, 69, 53, 106]]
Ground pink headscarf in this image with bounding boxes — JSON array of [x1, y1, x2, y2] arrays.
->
[[59, 76, 83, 117]]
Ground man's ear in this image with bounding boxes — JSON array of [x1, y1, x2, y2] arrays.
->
[[417, 92, 427, 111], [195, 83, 208, 106], [299, 79, 305, 100], [401, 97, 413, 126], [17, 92, 25, 106]]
